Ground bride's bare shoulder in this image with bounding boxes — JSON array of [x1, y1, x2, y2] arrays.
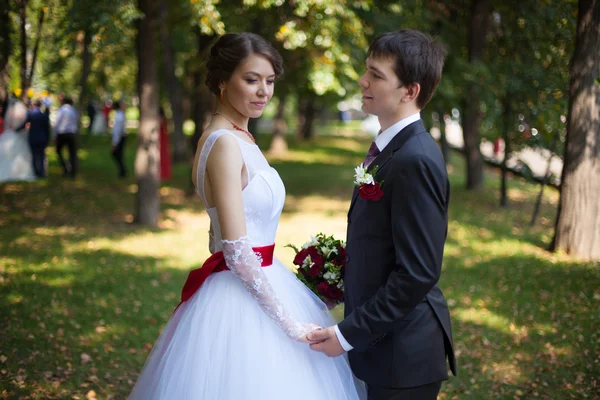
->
[[196, 122, 236, 150]]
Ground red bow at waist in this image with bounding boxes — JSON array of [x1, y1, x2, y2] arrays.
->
[[174, 243, 275, 312]]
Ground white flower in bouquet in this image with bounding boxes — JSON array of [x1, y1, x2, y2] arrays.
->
[[323, 271, 337, 282], [302, 255, 314, 268], [321, 245, 338, 257], [302, 235, 320, 249]]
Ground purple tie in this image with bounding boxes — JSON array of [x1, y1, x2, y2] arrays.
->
[[363, 141, 380, 168]]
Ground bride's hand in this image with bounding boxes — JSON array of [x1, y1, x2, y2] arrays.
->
[[297, 323, 322, 343]]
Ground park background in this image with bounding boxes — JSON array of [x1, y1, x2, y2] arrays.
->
[[1, 0, 599, 399]]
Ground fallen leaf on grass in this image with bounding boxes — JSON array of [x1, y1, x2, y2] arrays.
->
[[81, 353, 92, 364]]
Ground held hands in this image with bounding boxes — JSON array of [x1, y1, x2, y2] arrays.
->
[[297, 323, 322, 343], [306, 326, 345, 357]]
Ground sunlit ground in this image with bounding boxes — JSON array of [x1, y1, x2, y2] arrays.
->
[[1, 132, 598, 399]]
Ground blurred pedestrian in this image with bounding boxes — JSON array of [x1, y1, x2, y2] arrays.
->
[[111, 100, 127, 178], [102, 100, 112, 130], [0, 101, 35, 182], [54, 97, 79, 178], [159, 107, 172, 180], [87, 101, 96, 135], [25, 100, 51, 178]]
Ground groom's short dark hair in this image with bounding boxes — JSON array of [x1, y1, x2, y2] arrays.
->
[[368, 30, 447, 109]]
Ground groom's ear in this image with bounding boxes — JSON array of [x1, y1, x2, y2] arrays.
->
[[401, 82, 420, 103]]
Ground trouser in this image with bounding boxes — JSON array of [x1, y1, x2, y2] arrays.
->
[[112, 136, 127, 177], [367, 381, 443, 400], [29, 143, 47, 177], [56, 133, 78, 177]]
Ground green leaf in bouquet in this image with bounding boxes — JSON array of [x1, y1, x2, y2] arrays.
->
[[285, 243, 300, 253]]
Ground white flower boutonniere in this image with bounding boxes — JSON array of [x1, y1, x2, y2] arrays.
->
[[353, 165, 384, 200]]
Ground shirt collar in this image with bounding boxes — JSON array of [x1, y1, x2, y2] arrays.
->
[[374, 112, 421, 151]]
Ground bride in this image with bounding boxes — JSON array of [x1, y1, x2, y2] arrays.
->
[[0, 101, 36, 183], [128, 33, 365, 400]]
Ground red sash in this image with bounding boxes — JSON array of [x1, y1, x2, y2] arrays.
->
[[174, 243, 275, 312]]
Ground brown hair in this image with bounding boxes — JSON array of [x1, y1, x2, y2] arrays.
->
[[368, 30, 447, 109], [205, 32, 283, 96]]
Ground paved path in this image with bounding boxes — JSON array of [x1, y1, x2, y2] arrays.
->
[[431, 122, 563, 186]]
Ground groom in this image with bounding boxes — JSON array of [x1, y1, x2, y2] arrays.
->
[[308, 29, 457, 399]]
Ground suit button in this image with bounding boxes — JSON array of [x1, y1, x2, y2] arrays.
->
[[345, 256, 349, 263]]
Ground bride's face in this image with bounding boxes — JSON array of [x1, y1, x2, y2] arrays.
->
[[223, 54, 275, 119]]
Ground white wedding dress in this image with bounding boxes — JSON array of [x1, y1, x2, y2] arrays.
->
[[129, 129, 365, 400], [0, 130, 36, 183]]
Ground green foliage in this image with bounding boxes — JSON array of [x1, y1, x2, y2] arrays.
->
[[212, 0, 370, 105], [466, 1, 576, 156]]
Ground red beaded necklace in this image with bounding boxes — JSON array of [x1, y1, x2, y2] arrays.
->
[[213, 112, 255, 143]]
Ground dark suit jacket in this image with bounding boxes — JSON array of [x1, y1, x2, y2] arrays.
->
[[26, 108, 50, 147], [339, 120, 457, 388]]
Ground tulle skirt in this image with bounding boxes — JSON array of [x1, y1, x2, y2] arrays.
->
[[129, 258, 366, 400]]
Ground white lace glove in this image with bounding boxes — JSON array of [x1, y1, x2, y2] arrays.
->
[[222, 236, 319, 340]]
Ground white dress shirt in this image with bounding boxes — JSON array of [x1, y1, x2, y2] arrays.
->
[[334, 111, 421, 352], [54, 104, 78, 135], [112, 110, 126, 146]]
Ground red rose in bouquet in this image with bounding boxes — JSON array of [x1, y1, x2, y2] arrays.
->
[[288, 233, 346, 305]]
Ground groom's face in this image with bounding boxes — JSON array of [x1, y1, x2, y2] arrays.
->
[[358, 57, 405, 117]]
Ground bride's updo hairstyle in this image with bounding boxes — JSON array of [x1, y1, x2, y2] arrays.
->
[[205, 32, 284, 96]]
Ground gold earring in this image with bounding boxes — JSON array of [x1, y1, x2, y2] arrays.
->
[[219, 88, 225, 104]]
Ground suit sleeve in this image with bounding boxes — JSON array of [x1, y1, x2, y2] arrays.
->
[[338, 154, 448, 351]]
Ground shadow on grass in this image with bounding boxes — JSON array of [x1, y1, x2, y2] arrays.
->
[[439, 248, 599, 398], [0, 246, 192, 399]]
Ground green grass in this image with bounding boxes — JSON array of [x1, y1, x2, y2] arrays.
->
[[1, 132, 598, 399]]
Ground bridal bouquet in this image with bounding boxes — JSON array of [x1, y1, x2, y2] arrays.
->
[[287, 233, 346, 304]]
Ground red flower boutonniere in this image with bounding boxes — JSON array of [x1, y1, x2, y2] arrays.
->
[[354, 165, 384, 201]]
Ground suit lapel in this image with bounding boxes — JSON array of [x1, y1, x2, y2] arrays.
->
[[348, 120, 427, 217], [348, 187, 359, 214]]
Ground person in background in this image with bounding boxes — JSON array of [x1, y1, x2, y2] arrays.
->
[[25, 100, 51, 178], [87, 101, 96, 135], [54, 97, 79, 178], [0, 101, 36, 182], [111, 100, 127, 178], [159, 107, 172, 180], [102, 100, 112, 131]]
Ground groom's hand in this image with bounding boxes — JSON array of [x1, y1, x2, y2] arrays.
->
[[307, 327, 345, 357]]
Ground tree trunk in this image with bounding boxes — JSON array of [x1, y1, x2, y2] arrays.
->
[[531, 130, 561, 226], [462, 0, 490, 189], [269, 94, 288, 157], [552, 0, 600, 260], [26, 7, 44, 89], [0, 0, 11, 109], [159, 0, 186, 163], [190, 30, 214, 147], [187, 30, 213, 194], [18, 0, 27, 101], [500, 99, 512, 207], [437, 109, 450, 164], [299, 94, 316, 140], [530, 152, 553, 226], [77, 29, 91, 130], [135, 0, 160, 226]]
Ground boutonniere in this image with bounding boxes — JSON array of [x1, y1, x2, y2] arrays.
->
[[354, 165, 384, 201]]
